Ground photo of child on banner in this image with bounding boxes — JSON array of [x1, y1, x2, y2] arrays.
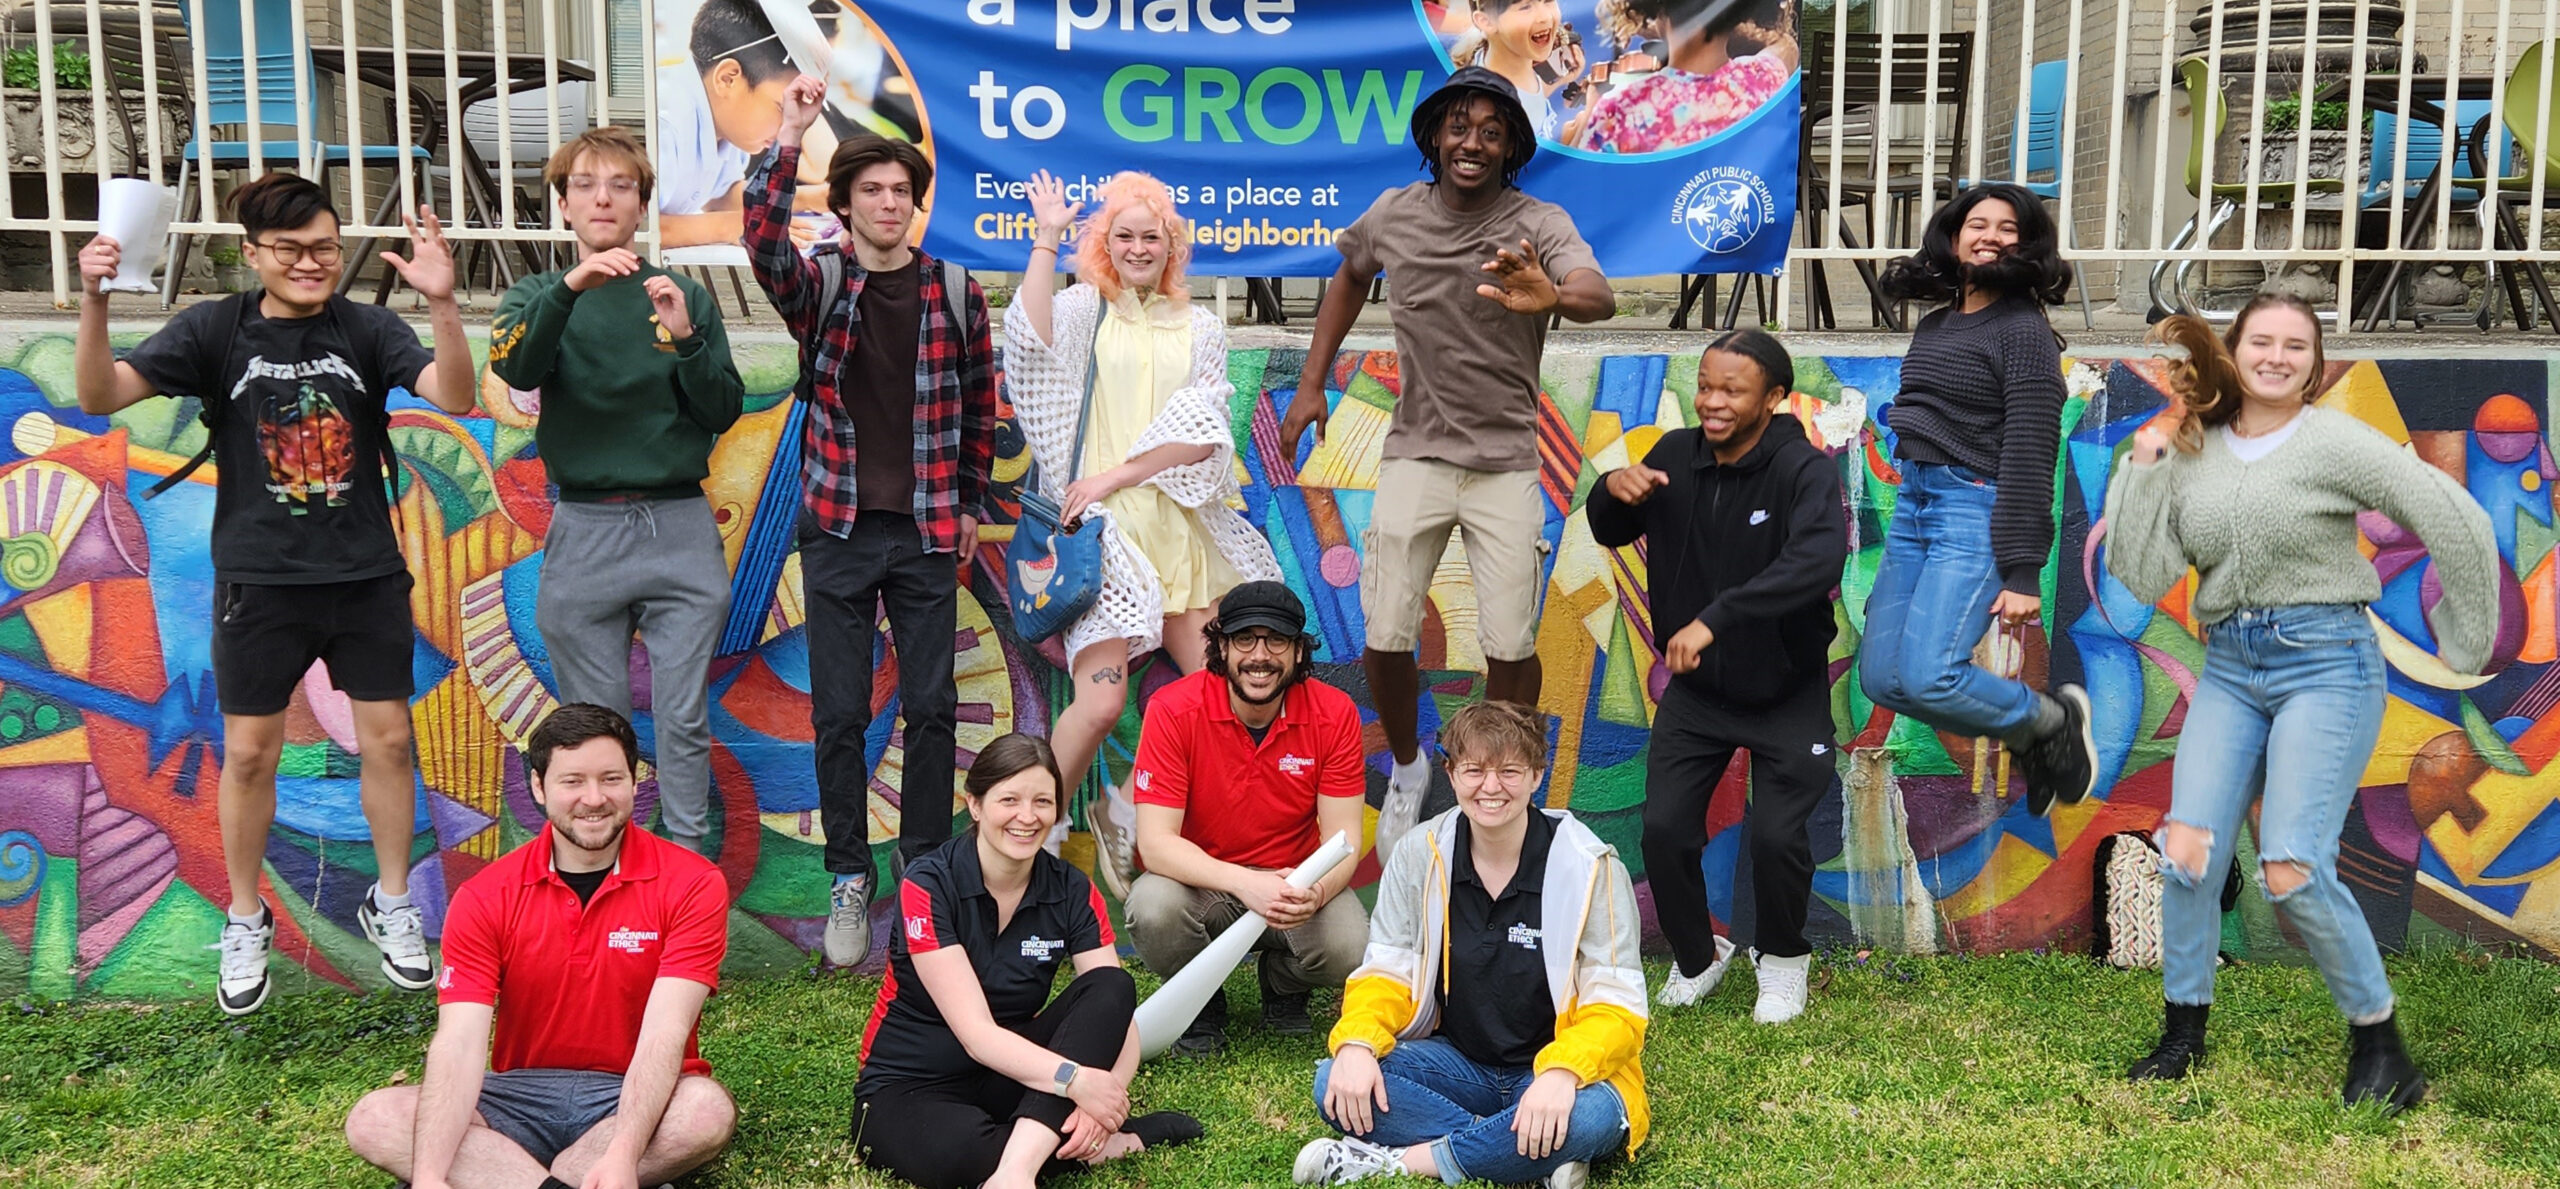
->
[[654, 0, 932, 252], [1428, 0, 1798, 155]]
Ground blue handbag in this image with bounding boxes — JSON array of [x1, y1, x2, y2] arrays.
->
[[1006, 316, 1108, 643]]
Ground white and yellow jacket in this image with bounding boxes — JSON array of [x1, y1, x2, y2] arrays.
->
[[1328, 807, 1652, 1154]]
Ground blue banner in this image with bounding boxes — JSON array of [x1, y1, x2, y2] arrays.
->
[[653, 0, 1798, 276]]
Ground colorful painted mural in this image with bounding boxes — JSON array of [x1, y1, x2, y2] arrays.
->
[[0, 324, 2553, 1002]]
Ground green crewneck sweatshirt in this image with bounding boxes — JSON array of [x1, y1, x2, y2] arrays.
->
[[488, 264, 745, 501]]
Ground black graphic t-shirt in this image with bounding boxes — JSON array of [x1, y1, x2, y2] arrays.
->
[[124, 296, 432, 585]]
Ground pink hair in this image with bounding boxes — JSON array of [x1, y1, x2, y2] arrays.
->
[[1074, 171, 1192, 305]]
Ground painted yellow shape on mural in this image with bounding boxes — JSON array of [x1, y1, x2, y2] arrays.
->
[[1582, 410, 1624, 457], [21, 586, 91, 682], [1298, 397, 1389, 490], [1426, 543, 1487, 675], [2373, 608, 2495, 694], [2317, 361, 2412, 444], [706, 403, 794, 574], [2524, 551, 2558, 665], [2363, 697, 2459, 787], [0, 725, 88, 768], [1936, 833, 2054, 922], [2424, 765, 2560, 885]]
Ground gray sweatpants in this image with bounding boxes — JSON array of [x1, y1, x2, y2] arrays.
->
[[536, 496, 732, 848]]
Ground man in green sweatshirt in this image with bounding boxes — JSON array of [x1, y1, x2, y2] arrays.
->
[[488, 126, 746, 857]]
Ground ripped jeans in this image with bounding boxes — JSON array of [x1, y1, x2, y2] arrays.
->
[[2159, 604, 2392, 1020]]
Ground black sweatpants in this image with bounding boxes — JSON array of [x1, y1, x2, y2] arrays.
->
[[1642, 678, 1834, 971], [800, 511, 960, 884], [852, 967, 1137, 1189]]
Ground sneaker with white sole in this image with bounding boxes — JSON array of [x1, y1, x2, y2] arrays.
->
[[1546, 1160, 1590, 1189], [356, 885, 435, 991], [1752, 950, 1811, 1024], [1293, 1136, 1403, 1185], [1657, 934, 1736, 1007], [824, 871, 874, 968], [1089, 781, 1138, 901], [1374, 757, 1429, 865], [210, 904, 274, 1015]]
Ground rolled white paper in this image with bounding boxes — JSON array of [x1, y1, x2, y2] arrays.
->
[[96, 179, 177, 294], [1132, 830, 1355, 1060]]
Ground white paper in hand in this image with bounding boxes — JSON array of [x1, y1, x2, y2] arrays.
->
[[97, 179, 177, 293]]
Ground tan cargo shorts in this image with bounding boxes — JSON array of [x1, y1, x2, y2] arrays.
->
[[1359, 457, 1547, 662]]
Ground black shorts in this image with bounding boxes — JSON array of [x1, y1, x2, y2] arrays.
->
[[211, 571, 417, 716], [474, 1068, 623, 1165]]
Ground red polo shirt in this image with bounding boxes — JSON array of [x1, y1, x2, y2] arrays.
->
[[437, 825, 728, 1077], [1129, 670, 1366, 870]]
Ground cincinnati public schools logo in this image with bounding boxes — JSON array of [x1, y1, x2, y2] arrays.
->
[[606, 927, 660, 954], [1279, 754, 1314, 776], [1020, 936, 1068, 962], [1674, 167, 1776, 254]]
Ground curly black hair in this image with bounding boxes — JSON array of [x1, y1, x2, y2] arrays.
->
[[1877, 182, 2076, 307]]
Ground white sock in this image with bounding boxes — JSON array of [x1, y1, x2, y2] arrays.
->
[[229, 905, 267, 928], [1758, 952, 1811, 972], [370, 884, 411, 910], [1390, 753, 1427, 787]]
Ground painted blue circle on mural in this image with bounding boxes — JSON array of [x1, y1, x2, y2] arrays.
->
[[0, 830, 45, 907]]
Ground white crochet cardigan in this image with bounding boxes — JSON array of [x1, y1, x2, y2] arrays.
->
[[1002, 284, 1281, 662]]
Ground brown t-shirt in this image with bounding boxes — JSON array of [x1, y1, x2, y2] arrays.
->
[[847, 260, 921, 513], [1333, 182, 1600, 473]]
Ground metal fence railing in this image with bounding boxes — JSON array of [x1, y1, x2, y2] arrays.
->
[[6, 0, 2559, 335]]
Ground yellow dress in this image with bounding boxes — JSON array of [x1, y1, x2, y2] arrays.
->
[[1082, 293, 1242, 615]]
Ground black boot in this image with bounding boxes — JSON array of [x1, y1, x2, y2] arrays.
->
[[1173, 988, 1228, 1057], [2128, 1002, 2208, 1081], [2343, 1014, 2427, 1114]]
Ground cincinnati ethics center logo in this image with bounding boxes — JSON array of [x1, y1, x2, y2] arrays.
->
[[1673, 167, 1775, 255]]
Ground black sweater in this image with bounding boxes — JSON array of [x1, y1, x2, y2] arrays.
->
[[1586, 415, 1847, 709], [1885, 295, 2066, 594]]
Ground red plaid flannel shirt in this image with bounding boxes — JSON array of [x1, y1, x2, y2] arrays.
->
[[743, 145, 995, 551]]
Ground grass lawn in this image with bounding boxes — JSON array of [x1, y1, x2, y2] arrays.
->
[[4, 947, 2558, 1188]]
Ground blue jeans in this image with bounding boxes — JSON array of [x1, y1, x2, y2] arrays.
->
[[1312, 1038, 1628, 1185], [2160, 604, 2393, 1020], [1858, 461, 2044, 739]]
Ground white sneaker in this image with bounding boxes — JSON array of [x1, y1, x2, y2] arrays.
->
[[1657, 935, 1736, 1007], [1753, 950, 1811, 1024], [357, 886, 435, 991], [1089, 781, 1138, 901], [1293, 1136, 1403, 1185], [1374, 756, 1429, 865], [1546, 1160, 1590, 1189], [210, 905, 274, 1015], [824, 872, 873, 968]]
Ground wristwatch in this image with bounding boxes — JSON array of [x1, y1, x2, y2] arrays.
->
[[1053, 1061, 1079, 1096]]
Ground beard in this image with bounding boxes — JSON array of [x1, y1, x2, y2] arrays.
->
[[550, 808, 630, 856], [1226, 660, 1296, 705]]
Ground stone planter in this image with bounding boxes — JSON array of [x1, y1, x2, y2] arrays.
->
[[1, 88, 187, 176]]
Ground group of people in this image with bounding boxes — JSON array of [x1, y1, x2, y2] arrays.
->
[[67, 48, 2490, 1189]]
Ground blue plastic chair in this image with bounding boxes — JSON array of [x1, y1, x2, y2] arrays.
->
[[161, 0, 431, 305]]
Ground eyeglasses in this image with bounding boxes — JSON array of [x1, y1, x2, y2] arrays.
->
[[567, 175, 641, 197], [1451, 764, 1538, 787], [1225, 631, 1294, 654], [249, 239, 343, 266]]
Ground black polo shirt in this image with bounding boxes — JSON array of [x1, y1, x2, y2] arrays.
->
[[855, 833, 1113, 1094], [1437, 810, 1558, 1069]]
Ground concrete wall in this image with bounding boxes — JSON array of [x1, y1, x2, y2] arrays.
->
[[2, 324, 2555, 1001]]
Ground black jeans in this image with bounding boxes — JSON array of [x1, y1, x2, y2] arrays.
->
[[852, 967, 1136, 1189], [800, 511, 960, 883], [1641, 678, 1834, 969]]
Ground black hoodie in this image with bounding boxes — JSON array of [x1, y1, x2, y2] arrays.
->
[[1585, 413, 1847, 709]]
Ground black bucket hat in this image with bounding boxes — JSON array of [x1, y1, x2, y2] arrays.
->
[[1410, 64, 1539, 182]]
